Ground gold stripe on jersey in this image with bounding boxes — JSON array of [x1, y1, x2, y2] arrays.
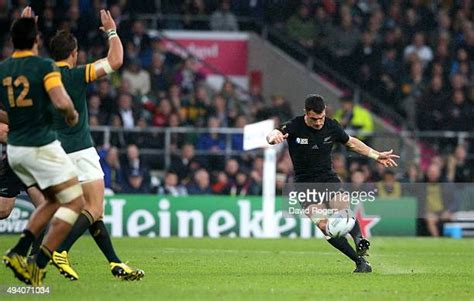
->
[[55, 61, 71, 68], [43, 71, 63, 91], [89, 63, 97, 82], [85, 64, 90, 82], [11, 50, 35, 58], [85, 63, 97, 83]]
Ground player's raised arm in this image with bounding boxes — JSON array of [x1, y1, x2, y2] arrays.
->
[[90, 9, 123, 80], [266, 129, 289, 145], [345, 136, 400, 167]]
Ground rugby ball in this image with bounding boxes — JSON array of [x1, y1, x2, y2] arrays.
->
[[326, 209, 356, 238]]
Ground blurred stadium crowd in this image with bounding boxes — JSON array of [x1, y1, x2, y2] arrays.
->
[[278, 1, 474, 133], [0, 0, 472, 228]]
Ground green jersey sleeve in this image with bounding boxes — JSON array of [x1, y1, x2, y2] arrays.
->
[[72, 63, 98, 84], [41, 58, 62, 92]]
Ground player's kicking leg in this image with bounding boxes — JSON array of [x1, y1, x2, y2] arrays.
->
[[330, 193, 371, 257], [304, 191, 371, 273], [306, 203, 365, 271], [327, 192, 371, 273]]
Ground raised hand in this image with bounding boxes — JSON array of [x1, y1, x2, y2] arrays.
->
[[376, 149, 400, 167], [99, 9, 116, 32], [20, 6, 38, 22]]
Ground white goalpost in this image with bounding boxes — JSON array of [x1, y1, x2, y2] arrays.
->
[[243, 119, 278, 238]]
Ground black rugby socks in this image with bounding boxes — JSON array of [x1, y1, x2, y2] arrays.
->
[[36, 246, 52, 269], [57, 210, 94, 252], [327, 237, 359, 263], [30, 228, 46, 256], [12, 229, 35, 256], [89, 220, 121, 263]]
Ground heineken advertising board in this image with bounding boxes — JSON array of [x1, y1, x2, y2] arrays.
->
[[0, 195, 416, 237]]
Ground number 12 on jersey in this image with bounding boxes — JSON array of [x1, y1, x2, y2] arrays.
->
[[2, 76, 33, 108]]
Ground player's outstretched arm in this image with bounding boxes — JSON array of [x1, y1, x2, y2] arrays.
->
[[92, 9, 123, 80], [266, 129, 289, 145], [345, 136, 399, 167], [48, 86, 79, 126]]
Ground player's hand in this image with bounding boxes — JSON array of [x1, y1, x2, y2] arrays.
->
[[65, 110, 79, 127], [376, 149, 400, 167], [20, 6, 38, 22], [0, 123, 9, 143], [99, 9, 116, 32], [267, 130, 288, 145]]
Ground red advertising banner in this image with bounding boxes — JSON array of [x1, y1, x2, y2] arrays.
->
[[162, 31, 248, 77]]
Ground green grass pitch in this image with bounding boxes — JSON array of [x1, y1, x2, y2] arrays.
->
[[0, 236, 473, 301]]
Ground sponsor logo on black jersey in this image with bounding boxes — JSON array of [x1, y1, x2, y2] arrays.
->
[[296, 137, 308, 144]]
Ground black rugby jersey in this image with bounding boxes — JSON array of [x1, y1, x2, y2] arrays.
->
[[277, 116, 349, 178]]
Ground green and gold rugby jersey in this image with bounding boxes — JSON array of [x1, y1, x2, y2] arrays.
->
[[0, 50, 63, 146], [52, 62, 97, 154]]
